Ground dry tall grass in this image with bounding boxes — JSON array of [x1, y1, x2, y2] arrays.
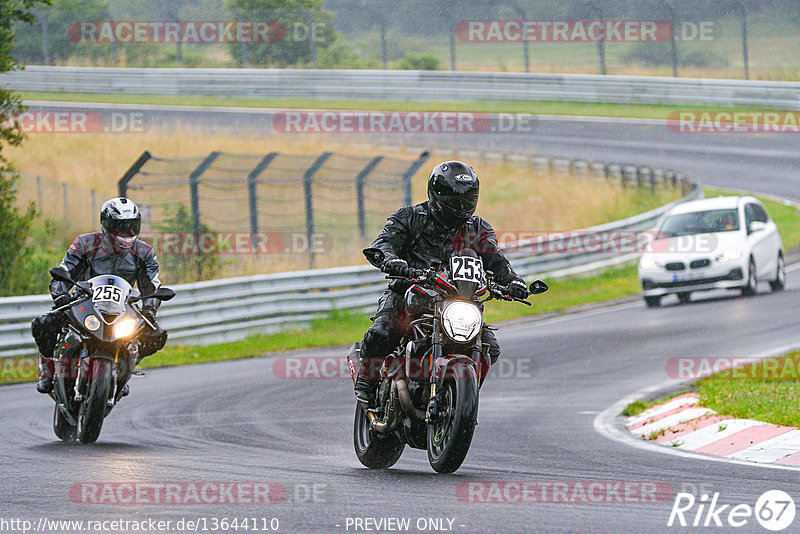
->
[[8, 129, 679, 280]]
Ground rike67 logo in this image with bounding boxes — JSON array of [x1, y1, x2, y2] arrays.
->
[[668, 490, 795, 531]]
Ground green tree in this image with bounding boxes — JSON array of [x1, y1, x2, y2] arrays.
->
[[0, 0, 51, 296], [152, 204, 221, 283]]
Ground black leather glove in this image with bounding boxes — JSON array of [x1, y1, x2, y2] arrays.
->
[[505, 277, 529, 300], [382, 258, 412, 278], [53, 293, 72, 309]]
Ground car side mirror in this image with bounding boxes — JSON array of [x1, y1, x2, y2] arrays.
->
[[363, 248, 386, 268], [529, 280, 549, 295], [749, 221, 767, 233], [49, 267, 74, 285]]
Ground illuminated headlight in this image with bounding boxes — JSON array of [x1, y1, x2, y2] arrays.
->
[[114, 319, 138, 339], [441, 301, 482, 343], [716, 249, 742, 263], [83, 315, 101, 331], [640, 257, 663, 270]]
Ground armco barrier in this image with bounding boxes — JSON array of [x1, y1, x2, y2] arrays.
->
[[3, 67, 800, 109], [0, 186, 701, 357]]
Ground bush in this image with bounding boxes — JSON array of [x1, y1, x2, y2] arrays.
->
[[396, 52, 440, 70], [152, 204, 222, 283], [680, 49, 728, 69], [623, 42, 728, 69]]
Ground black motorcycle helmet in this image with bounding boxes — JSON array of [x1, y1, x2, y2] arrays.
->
[[427, 161, 480, 228], [100, 197, 141, 248]]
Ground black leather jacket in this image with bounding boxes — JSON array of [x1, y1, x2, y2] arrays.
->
[[369, 202, 520, 292], [50, 232, 162, 311]]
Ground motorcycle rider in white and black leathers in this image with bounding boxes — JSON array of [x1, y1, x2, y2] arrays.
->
[[33, 197, 167, 394], [353, 161, 529, 404]]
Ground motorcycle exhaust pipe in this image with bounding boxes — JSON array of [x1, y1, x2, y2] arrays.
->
[[395, 378, 426, 421]]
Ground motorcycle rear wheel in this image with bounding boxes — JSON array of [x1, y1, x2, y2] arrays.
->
[[353, 403, 405, 469], [77, 359, 112, 444], [427, 367, 479, 474]]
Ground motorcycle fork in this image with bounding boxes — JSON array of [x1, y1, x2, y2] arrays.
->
[[73, 343, 88, 402], [427, 297, 444, 422], [108, 346, 121, 407]]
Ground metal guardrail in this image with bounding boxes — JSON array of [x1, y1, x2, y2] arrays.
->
[[3, 67, 800, 109], [0, 186, 701, 358]]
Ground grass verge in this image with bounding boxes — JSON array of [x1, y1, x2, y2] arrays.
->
[[20, 91, 788, 120]]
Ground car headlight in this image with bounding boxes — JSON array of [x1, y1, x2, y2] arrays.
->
[[640, 256, 663, 270], [716, 249, 742, 262], [441, 301, 482, 343], [83, 315, 101, 331], [114, 318, 138, 339]]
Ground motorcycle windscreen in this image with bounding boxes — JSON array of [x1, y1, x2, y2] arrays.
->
[[88, 275, 132, 322], [449, 254, 485, 298]]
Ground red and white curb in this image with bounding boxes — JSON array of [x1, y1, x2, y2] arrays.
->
[[625, 392, 800, 467]]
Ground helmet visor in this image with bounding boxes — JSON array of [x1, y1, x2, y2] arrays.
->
[[438, 191, 479, 214], [105, 218, 141, 237]]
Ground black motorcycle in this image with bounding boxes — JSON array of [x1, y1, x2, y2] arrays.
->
[[349, 248, 548, 473], [46, 267, 174, 444]]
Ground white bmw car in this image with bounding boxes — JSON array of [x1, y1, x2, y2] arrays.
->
[[638, 196, 785, 307]]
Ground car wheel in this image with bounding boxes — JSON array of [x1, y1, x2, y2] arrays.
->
[[769, 253, 786, 292], [644, 296, 661, 308], [677, 292, 691, 304], [741, 258, 757, 296]]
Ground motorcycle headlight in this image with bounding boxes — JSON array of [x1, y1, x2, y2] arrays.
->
[[83, 315, 101, 331], [114, 318, 138, 339], [441, 301, 482, 343], [640, 256, 663, 270], [716, 248, 742, 262]]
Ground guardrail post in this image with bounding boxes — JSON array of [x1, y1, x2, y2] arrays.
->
[[355, 156, 384, 239], [189, 152, 221, 234], [401, 151, 431, 206], [246, 152, 279, 240], [303, 152, 333, 268], [118, 151, 152, 197]]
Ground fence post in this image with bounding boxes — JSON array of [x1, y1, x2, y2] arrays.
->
[[303, 152, 333, 268], [188, 152, 222, 234], [246, 152, 279, 240], [401, 151, 431, 206], [36, 176, 42, 207], [355, 156, 384, 239], [118, 151, 153, 197]]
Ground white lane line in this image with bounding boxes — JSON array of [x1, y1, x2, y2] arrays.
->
[[729, 429, 800, 463], [786, 263, 800, 273], [626, 394, 699, 427], [669, 419, 761, 450], [632, 408, 715, 439]]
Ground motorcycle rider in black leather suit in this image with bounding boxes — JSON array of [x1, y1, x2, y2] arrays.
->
[[33, 197, 167, 394], [353, 161, 529, 404]]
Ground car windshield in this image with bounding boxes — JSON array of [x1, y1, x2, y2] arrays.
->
[[659, 208, 740, 237]]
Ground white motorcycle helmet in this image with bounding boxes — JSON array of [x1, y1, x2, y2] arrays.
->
[[100, 197, 141, 249]]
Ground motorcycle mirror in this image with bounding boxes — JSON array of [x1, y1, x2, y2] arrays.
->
[[529, 280, 549, 295], [49, 267, 74, 285], [363, 248, 385, 268], [135, 287, 176, 302]]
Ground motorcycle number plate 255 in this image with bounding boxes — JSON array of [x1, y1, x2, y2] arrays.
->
[[451, 256, 484, 283], [92, 284, 124, 304]]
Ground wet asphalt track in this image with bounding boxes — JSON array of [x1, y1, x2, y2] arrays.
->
[[2, 105, 800, 533]]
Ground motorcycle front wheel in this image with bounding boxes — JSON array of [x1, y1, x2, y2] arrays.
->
[[77, 358, 112, 444], [427, 364, 479, 474], [353, 403, 405, 469], [53, 404, 76, 442]]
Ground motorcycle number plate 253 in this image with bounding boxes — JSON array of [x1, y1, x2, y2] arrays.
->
[[450, 256, 484, 283], [92, 284, 124, 304]]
